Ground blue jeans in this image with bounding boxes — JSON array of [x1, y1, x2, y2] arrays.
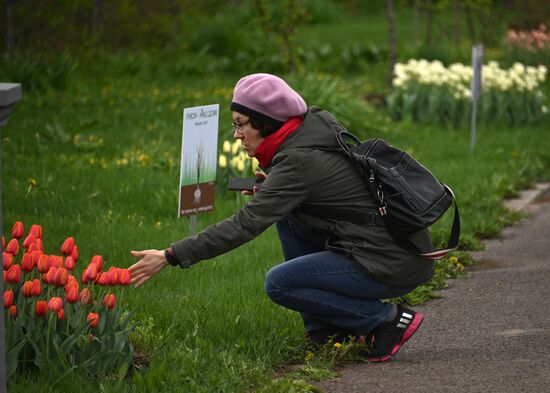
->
[[265, 218, 415, 335]]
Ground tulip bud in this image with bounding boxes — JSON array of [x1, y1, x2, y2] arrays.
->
[[44, 266, 57, 285], [79, 288, 92, 305], [91, 255, 103, 271], [28, 242, 40, 254], [66, 286, 79, 304], [29, 224, 42, 239], [11, 222, 24, 239], [3, 252, 14, 270], [48, 297, 63, 313], [21, 253, 35, 272], [5, 264, 21, 284], [57, 308, 65, 320], [22, 234, 36, 249], [82, 263, 98, 284], [6, 239, 19, 256], [118, 268, 131, 286], [31, 279, 42, 297], [102, 293, 116, 309], [51, 256, 63, 268], [22, 281, 33, 297], [4, 290, 14, 308], [54, 267, 68, 287], [35, 300, 47, 317], [107, 267, 118, 285], [8, 305, 17, 317], [65, 256, 76, 271], [97, 272, 110, 286], [61, 237, 75, 255], [37, 254, 50, 274], [87, 312, 99, 328], [34, 238, 44, 252], [65, 274, 78, 289], [70, 245, 79, 262]]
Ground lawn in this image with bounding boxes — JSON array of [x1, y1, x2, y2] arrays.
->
[[3, 3, 550, 392]]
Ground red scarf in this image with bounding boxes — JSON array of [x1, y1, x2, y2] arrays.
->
[[255, 116, 303, 168]]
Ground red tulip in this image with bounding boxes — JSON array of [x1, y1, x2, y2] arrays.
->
[[5, 264, 21, 284], [44, 266, 57, 284], [82, 263, 98, 284], [35, 300, 47, 317], [102, 293, 116, 309], [50, 256, 63, 268], [65, 256, 76, 270], [57, 308, 65, 320], [29, 224, 42, 239], [66, 286, 79, 304], [28, 242, 40, 253], [3, 252, 14, 270], [97, 272, 110, 286], [21, 253, 34, 272], [54, 267, 68, 287], [118, 268, 131, 286], [70, 245, 79, 262], [34, 238, 44, 252], [106, 267, 118, 285], [65, 274, 78, 289], [4, 290, 14, 308], [8, 305, 17, 317], [11, 222, 24, 239], [79, 288, 91, 305], [48, 297, 63, 313], [87, 312, 99, 328], [31, 279, 42, 296], [22, 234, 36, 249], [6, 239, 19, 256], [61, 237, 75, 255], [37, 254, 50, 274], [91, 255, 103, 271], [22, 281, 33, 297]]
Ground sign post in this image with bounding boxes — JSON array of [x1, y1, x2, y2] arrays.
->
[[471, 44, 483, 152], [178, 104, 219, 235], [0, 82, 22, 393]]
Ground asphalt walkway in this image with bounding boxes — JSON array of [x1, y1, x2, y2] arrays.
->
[[318, 185, 550, 393]]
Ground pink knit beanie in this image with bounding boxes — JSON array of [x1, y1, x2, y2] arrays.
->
[[231, 73, 307, 132]]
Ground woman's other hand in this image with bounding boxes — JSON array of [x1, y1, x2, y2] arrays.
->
[[241, 171, 267, 196], [129, 249, 169, 288]]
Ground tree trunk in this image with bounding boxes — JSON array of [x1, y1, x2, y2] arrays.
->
[[386, 0, 397, 89], [6, 0, 15, 58], [452, 0, 460, 47], [464, 4, 476, 43], [424, 0, 434, 45], [92, 0, 102, 36], [413, 0, 420, 47]]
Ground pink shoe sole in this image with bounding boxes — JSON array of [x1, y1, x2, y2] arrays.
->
[[368, 312, 424, 362]]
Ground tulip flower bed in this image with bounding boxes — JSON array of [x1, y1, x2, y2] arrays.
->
[[3, 221, 133, 381], [387, 59, 548, 127]]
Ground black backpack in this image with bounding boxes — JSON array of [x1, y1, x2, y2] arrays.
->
[[334, 131, 460, 260]]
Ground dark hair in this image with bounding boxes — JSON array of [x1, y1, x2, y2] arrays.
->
[[250, 117, 280, 137]]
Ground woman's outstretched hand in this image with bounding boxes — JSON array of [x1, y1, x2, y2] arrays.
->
[[129, 249, 169, 288]]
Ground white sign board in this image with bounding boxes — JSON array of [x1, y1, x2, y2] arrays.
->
[[178, 104, 219, 217]]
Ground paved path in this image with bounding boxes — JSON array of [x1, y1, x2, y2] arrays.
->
[[318, 187, 550, 393]]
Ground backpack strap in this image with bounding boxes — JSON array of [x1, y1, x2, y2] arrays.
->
[[415, 185, 461, 260]]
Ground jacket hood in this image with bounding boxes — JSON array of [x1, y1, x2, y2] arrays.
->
[[279, 107, 344, 150]]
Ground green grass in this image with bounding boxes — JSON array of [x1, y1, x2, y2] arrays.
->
[[4, 68, 550, 392]]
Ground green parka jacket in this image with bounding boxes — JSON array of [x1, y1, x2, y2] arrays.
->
[[172, 107, 435, 288]]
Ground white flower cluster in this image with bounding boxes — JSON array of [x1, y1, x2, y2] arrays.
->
[[394, 59, 547, 99]]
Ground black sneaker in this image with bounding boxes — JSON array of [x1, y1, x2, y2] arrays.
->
[[366, 305, 424, 362]]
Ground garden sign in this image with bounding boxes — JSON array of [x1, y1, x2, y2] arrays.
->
[[178, 104, 219, 222]]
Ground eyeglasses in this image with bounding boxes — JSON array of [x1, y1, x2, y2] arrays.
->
[[232, 120, 251, 134]]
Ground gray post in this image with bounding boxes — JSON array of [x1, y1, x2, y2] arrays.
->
[[0, 82, 22, 392], [470, 44, 483, 152]]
